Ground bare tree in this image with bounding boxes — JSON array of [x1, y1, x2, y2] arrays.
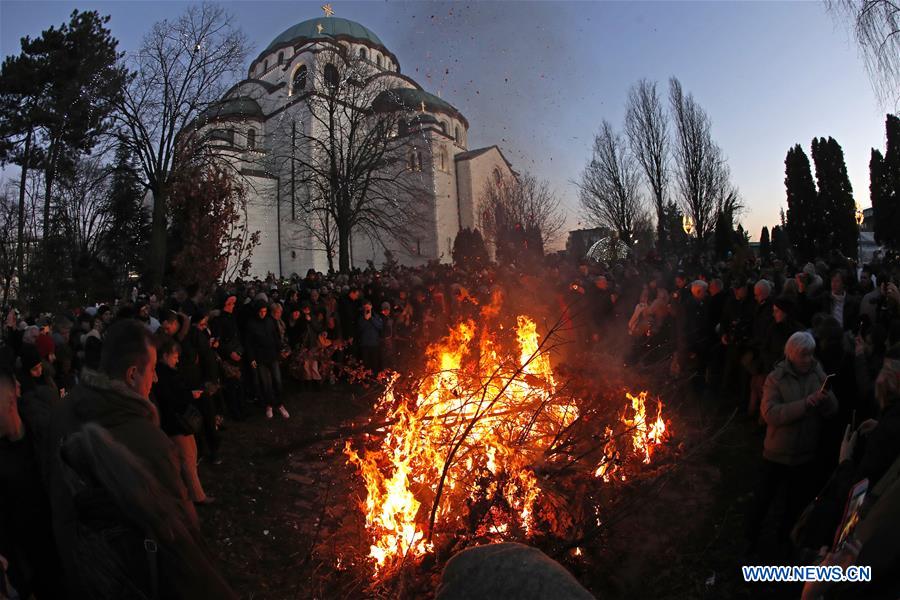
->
[[55, 157, 113, 263], [0, 191, 20, 305], [478, 171, 565, 255], [828, 0, 900, 109], [668, 78, 740, 242], [625, 79, 669, 247], [113, 3, 248, 286], [577, 121, 649, 247], [269, 46, 431, 273]]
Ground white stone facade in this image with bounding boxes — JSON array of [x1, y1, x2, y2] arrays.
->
[[201, 17, 514, 277]]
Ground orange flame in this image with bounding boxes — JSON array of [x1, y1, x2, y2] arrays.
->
[[345, 316, 670, 575]]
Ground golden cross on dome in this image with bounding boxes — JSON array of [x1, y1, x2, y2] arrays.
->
[[316, 23, 325, 34], [322, 4, 334, 17]]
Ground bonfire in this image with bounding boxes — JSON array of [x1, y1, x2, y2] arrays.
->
[[345, 312, 671, 578]]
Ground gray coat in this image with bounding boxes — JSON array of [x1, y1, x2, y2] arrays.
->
[[761, 359, 837, 465]]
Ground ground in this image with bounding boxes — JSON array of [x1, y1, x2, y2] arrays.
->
[[198, 378, 803, 600]]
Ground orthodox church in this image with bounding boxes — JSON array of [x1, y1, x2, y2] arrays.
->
[[199, 14, 514, 277]]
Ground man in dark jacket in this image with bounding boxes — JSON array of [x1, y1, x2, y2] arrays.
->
[[748, 280, 775, 417], [357, 300, 383, 373], [46, 320, 200, 597], [821, 270, 861, 332], [244, 300, 289, 420], [211, 294, 246, 420]]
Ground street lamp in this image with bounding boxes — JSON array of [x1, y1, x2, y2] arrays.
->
[[855, 204, 864, 227]]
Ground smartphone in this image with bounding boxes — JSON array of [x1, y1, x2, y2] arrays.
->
[[833, 479, 868, 552], [820, 373, 836, 393]]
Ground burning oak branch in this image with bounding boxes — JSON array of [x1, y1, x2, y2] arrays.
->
[[344, 307, 672, 580]]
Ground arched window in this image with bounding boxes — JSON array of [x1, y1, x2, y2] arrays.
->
[[398, 119, 408, 137], [247, 128, 256, 150], [278, 52, 284, 65], [455, 126, 462, 143], [263, 59, 268, 72], [440, 121, 448, 136], [324, 63, 339, 88], [408, 150, 417, 171], [359, 47, 367, 60], [292, 65, 307, 94], [439, 148, 447, 171], [493, 168, 503, 185], [376, 54, 382, 68]]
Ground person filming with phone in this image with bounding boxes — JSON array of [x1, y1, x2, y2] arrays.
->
[[747, 331, 838, 556]]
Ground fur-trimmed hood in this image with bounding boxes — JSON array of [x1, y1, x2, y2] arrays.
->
[[73, 369, 160, 428]]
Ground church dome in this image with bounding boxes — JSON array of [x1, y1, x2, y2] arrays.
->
[[265, 17, 385, 51], [200, 97, 264, 122], [372, 88, 468, 128]]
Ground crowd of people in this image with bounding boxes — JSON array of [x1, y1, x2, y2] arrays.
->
[[1, 245, 899, 598]]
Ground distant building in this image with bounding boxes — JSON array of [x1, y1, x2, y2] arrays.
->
[[198, 16, 515, 277], [566, 227, 611, 260]]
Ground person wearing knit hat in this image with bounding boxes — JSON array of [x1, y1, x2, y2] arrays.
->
[[19, 344, 42, 378]]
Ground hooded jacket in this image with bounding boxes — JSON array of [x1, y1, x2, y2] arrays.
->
[[46, 369, 198, 596], [761, 359, 837, 465], [243, 302, 279, 365]]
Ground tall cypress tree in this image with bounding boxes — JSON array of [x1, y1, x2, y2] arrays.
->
[[105, 143, 150, 285], [784, 144, 818, 261], [872, 114, 900, 249], [812, 137, 857, 259], [759, 226, 771, 261], [771, 224, 788, 260]]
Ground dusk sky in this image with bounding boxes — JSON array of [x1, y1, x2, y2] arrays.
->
[[1, 1, 890, 243]]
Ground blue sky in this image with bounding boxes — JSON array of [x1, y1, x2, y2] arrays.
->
[[1, 1, 890, 241]]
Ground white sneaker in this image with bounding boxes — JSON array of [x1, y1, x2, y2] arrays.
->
[[265, 406, 273, 419], [278, 405, 290, 419]]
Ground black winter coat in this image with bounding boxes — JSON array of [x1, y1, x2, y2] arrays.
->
[[244, 315, 280, 365], [153, 363, 195, 436]]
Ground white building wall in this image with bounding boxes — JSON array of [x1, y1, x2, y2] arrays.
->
[[203, 26, 508, 277]]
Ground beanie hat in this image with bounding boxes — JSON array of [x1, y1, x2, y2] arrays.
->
[[20, 344, 42, 372]]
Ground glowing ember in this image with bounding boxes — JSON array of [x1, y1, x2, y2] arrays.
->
[[344, 315, 670, 576]]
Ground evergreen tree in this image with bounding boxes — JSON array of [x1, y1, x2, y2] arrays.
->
[[784, 144, 819, 262], [872, 114, 900, 249], [105, 143, 149, 284], [771, 224, 789, 260], [811, 136, 857, 259], [451, 228, 489, 271], [759, 226, 771, 261], [713, 209, 734, 259]]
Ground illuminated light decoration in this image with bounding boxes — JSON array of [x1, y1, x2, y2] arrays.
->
[[322, 3, 335, 17], [682, 215, 695, 237], [855, 204, 864, 227]]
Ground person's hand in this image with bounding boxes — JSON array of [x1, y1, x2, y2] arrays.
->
[[839, 423, 858, 463], [281, 350, 291, 359], [211, 338, 220, 349], [250, 360, 257, 369], [806, 390, 827, 410], [854, 335, 866, 356], [801, 539, 862, 600], [721, 334, 729, 346], [192, 390, 203, 399], [230, 352, 241, 362], [858, 418, 878, 435]]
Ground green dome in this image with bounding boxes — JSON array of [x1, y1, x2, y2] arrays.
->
[[373, 88, 460, 117], [200, 97, 263, 122], [266, 17, 384, 51]]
